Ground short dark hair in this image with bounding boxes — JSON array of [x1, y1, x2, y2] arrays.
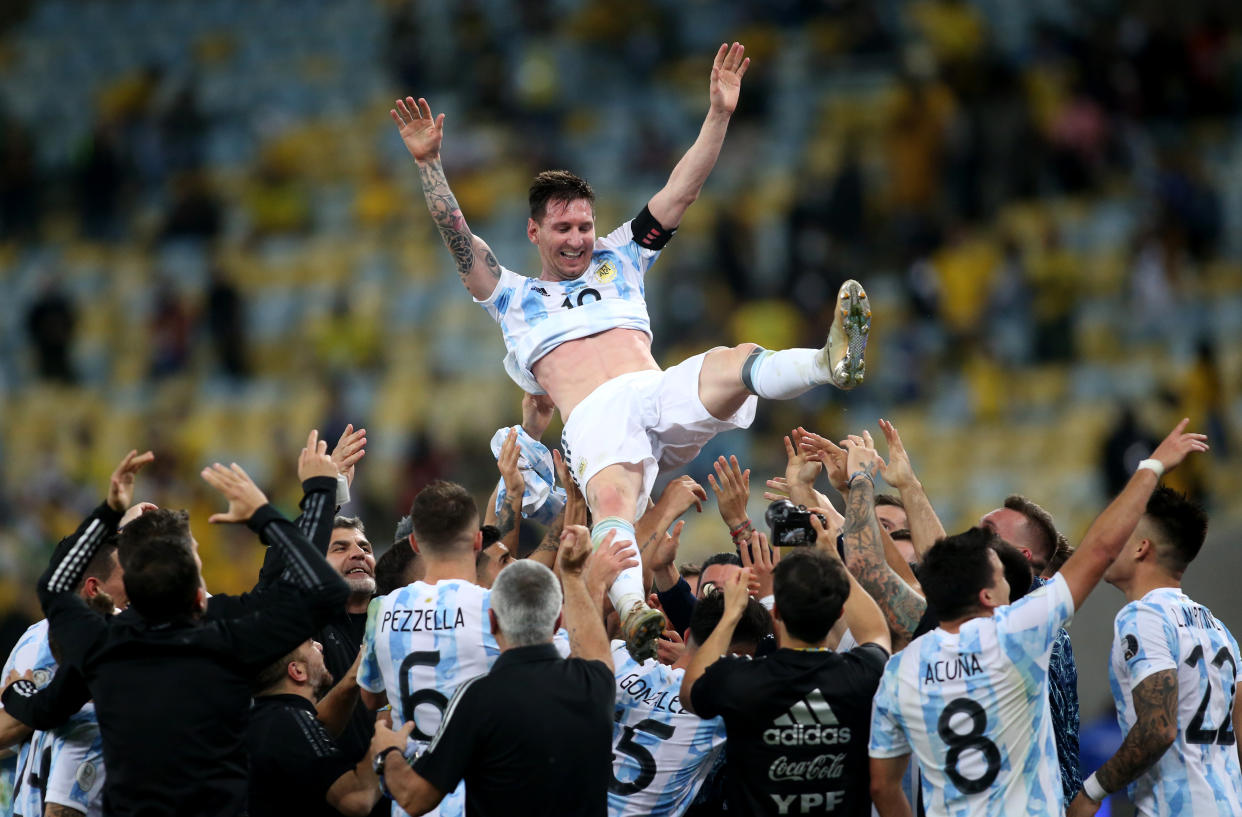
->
[[480, 525, 501, 548], [253, 644, 302, 694], [773, 549, 850, 644], [688, 592, 773, 650], [701, 552, 742, 572], [374, 542, 420, 596], [78, 538, 119, 593], [875, 493, 906, 510], [333, 516, 365, 535], [529, 170, 595, 222], [992, 539, 1033, 605], [918, 527, 1001, 621], [1003, 495, 1066, 571], [409, 481, 478, 555], [116, 509, 200, 622], [1144, 487, 1208, 572]]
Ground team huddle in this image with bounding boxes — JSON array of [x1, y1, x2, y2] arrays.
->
[[0, 41, 1239, 817]]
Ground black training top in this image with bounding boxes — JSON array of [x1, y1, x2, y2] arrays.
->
[[690, 644, 889, 817], [37, 504, 349, 817], [410, 642, 614, 817], [246, 693, 355, 817]]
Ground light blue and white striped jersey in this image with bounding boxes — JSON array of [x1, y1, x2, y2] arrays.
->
[[489, 425, 566, 526], [476, 221, 660, 394], [360, 580, 497, 817], [1108, 588, 1242, 816], [2, 620, 56, 817], [870, 574, 1075, 817], [607, 641, 725, 817], [1, 620, 104, 817]]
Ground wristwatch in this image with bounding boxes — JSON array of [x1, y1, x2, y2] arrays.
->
[[374, 746, 404, 799]]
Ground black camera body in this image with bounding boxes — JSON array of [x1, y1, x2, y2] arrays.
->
[[764, 499, 827, 547]]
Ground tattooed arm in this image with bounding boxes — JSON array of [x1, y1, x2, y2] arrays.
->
[[839, 433, 925, 651], [495, 429, 523, 554], [1068, 670, 1178, 815], [390, 96, 501, 300]]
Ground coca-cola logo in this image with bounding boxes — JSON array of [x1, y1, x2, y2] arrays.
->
[[768, 752, 846, 782]]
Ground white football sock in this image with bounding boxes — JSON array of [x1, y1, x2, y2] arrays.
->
[[591, 517, 645, 615], [742, 348, 833, 400]]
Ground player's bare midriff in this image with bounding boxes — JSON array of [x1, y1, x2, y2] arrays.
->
[[532, 327, 660, 419]]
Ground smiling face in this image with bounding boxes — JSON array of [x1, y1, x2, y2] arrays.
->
[[528, 198, 596, 281], [327, 527, 376, 596]]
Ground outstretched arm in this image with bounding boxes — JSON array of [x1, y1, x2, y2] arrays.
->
[[391, 97, 501, 301], [646, 43, 749, 230]]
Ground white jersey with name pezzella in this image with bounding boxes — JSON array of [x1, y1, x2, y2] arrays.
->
[[763, 690, 852, 747]]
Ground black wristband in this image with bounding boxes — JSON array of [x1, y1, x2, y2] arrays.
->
[[632, 205, 676, 250]]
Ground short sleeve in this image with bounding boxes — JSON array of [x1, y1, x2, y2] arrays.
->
[[358, 596, 385, 694], [412, 675, 488, 795], [848, 642, 891, 678], [994, 573, 1075, 668], [1114, 603, 1177, 689], [473, 266, 525, 321], [868, 661, 911, 759], [595, 221, 660, 277], [689, 656, 749, 720]]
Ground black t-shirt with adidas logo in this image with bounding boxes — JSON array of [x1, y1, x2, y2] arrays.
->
[[690, 643, 889, 816]]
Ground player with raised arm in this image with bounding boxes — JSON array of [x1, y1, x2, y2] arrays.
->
[[392, 42, 873, 661], [868, 419, 1209, 817], [1068, 485, 1241, 816]]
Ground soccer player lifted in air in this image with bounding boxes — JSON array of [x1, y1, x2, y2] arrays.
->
[[391, 42, 872, 661], [1068, 485, 1241, 816], [868, 419, 1209, 817]]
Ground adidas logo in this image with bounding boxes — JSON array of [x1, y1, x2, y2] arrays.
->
[[763, 689, 852, 747]]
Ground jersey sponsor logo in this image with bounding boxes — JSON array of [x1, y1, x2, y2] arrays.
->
[[594, 260, 617, 283], [772, 791, 846, 813], [379, 607, 466, 633], [923, 653, 983, 684], [764, 690, 850, 747], [768, 752, 846, 783], [616, 672, 686, 715], [1123, 634, 1139, 662]]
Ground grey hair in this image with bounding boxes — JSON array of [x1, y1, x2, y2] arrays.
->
[[489, 560, 562, 647]]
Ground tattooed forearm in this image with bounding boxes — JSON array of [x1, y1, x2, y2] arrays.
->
[[1095, 670, 1178, 793], [496, 500, 518, 539], [416, 158, 478, 281], [843, 476, 925, 644]]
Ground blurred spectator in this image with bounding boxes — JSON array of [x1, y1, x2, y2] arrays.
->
[[161, 173, 223, 242], [0, 117, 38, 238], [149, 282, 193, 379], [25, 278, 78, 383], [76, 122, 127, 241], [205, 266, 249, 380], [1100, 406, 1160, 497]]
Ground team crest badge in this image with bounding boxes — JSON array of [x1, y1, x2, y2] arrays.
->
[[576, 458, 587, 480], [32, 668, 51, 688], [1123, 634, 1139, 662], [594, 261, 617, 284], [76, 760, 97, 791]]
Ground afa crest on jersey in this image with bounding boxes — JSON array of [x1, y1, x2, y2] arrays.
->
[[594, 260, 618, 284]]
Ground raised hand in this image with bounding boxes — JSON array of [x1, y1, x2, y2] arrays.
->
[[1149, 417, 1209, 472], [656, 629, 685, 666], [107, 449, 155, 512], [708, 455, 751, 529], [809, 512, 842, 562], [497, 428, 525, 498], [785, 431, 823, 489], [390, 96, 445, 163], [876, 419, 917, 490], [521, 393, 556, 441], [297, 430, 340, 483], [844, 430, 884, 485], [201, 463, 269, 524], [584, 530, 638, 597], [740, 530, 779, 599], [119, 502, 159, 529], [556, 524, 596, 578], [331, 424, 367, 486], [659, 475, 707, 518], [797, 428, 850, 494], [648, 520, 685, 573], [722, 568, 753, 619], [709, 42, 750, 116]]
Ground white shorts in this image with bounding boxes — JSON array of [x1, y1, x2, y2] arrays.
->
[[560, 352, 757, 519]]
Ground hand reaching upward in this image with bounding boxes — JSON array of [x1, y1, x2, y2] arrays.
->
[[391, 97, 444, 163], [709, 42, 750, 115]]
